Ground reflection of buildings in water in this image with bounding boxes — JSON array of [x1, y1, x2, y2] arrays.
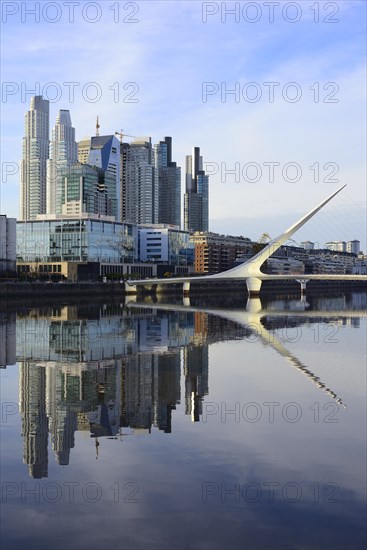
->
[[184, 346, 209, 422], [183, 312, 210, 422], [155, 354, 181, 433], [16, 306, 208, 476], [18, 353, 185, 476], [121, 353, 181, 433], [15, 304, 266, 476], [264, 293, 367, 313], [0, 312, 16, 367], [19, 359, 123, 477], [19, 362, 48, 478], [352, 293, 367, 309]]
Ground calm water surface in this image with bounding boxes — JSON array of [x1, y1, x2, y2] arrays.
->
[[1, 292, 366, 550]]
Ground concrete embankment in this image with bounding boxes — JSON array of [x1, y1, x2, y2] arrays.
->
[[0, 279, 365, 301], [0, 282, 125, 299]]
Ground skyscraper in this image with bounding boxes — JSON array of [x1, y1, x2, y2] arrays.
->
[[77, 135, 121, 221], [154, 137, 181, 227], [20, 96, 49, 220], [46, 110, 78, 215], [184, 147, 209, 232], [121, 137, 158, 224]]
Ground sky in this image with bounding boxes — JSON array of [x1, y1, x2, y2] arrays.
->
[[1, 0, 366, 249]]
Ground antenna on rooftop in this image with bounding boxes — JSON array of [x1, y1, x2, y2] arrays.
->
[[96, 116, 100, 136]]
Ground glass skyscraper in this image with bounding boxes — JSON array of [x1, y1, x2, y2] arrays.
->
[[46, 110, 78, 216], [77, 135, 121, 221], [56, 163, 117, 219], [20, 96, 50, 220]]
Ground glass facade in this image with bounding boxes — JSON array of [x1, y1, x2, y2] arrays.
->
[[17, 219, 136, 264], [138, 227, 194, 266], [20, 96, 50, 221], [56, 164, 117, 219]]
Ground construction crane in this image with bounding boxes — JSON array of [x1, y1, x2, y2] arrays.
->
[[115, 129, 136, 143], [258, 232, 272, 244], [252, 232, 272, 255]]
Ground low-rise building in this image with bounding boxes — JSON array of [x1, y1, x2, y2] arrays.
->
[[190, 232, 252, 274], [300, 241, 315, 251], [138, 225, 194, 275], [267, 257, 305, 275], [0, 215, 16, 277], [325, 241, 346, 253], [16, 215, 153, 281]]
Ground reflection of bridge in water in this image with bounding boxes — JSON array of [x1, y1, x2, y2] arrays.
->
[[126, 185, 367, 296], [6, 296, 365, 477], [127, 297, 367, 409]]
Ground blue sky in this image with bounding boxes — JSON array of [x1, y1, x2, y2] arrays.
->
[[1, 0, 366, 249]]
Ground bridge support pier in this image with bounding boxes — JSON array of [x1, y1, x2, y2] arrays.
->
[[246, 277, 262, 297], [183, 281, 190, 297], [124, 283, 137, 295], [296, 279, 309, 295]]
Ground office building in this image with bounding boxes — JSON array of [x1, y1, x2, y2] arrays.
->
[[20, 96, 49, 220], [78, 135, 121, 221], [138, 225, 193, 271], [55, 163, 117, 219], [16, 217, 140, 281], [184, 147, 209, 232], [46, 110, 78, 215], [154, 137, 181, 227]]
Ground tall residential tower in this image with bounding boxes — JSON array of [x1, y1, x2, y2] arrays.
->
[[155, 137, 181, 227], [121, 137, 158, 225], [184, 147, 209, 232], [20, 96, 50, 220], [46, 110, 78, 215]]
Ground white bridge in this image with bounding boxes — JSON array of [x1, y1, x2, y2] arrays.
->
[[126, 185, 367, 296]]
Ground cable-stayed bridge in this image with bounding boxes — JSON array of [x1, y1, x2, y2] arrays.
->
[[126, 185, 367, 296]]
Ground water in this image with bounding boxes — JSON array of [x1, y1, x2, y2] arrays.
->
[[1, 292, 366, 550]]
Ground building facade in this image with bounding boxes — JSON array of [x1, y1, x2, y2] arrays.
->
[[121, 138, 158, 225], [184, 147, 209, 232], [0, 215, 16, 276], [346, 240, 360, 255], [138, 225, 194, 269], [77, 135, 121, 221], [325, 241, 347, 253], [20, 96, 49, 220], [16, 217, 138, 280], [154, 137, 181, 227], [190, 232, 252, 274], [46, 110, 78, 216], [55, 163, 117, 219], [300, 241, 315, 251]]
